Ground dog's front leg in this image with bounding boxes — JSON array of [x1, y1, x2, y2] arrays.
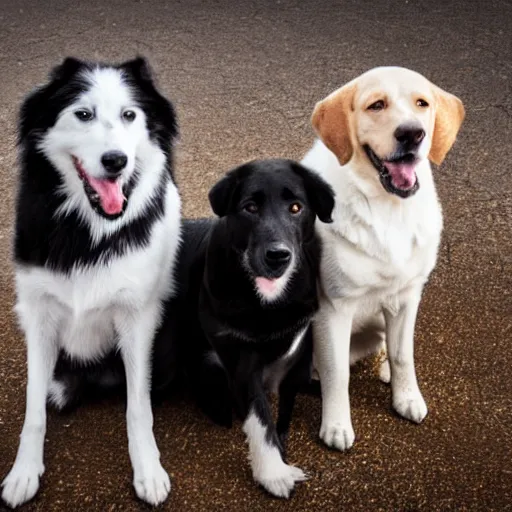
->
[[314, 298, 356, 451], [117, 305, 170, 506], [2, 304, 58, 508], [240, 362, 306, 498], [276, 328, 313, 453], [384, 286, 427, 423]]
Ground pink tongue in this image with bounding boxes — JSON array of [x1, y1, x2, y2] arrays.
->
[[255, 277, 277, 295], [87, 176, 125, 215], [384, 162, 417, 190]]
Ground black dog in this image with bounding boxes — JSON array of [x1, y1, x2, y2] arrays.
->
[[156, 159, 334, 498]]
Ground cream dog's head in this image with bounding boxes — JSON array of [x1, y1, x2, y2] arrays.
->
[[312, 67, 465, 198]]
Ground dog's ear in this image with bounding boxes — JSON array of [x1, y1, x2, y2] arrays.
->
[[208, 171, 239, 218], [19, 58, 85, 143], [50, 57, 84, 82], [311, 83, 356, 166], [429, 85, 465, 166], [209, 163, 255, 217], [121, 57, 178, 143], [291, 163, 335, 223], [122, 56, 154, 82]]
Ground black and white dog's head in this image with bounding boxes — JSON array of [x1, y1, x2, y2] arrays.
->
[[209, 159, 335, 303], [20, 56, 177, 222]]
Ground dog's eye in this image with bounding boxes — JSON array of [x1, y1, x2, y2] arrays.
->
[[367, 100, 385, 111], [416, 99, 429, 108], [74, 109, 93, 122], [289, 202, 302, 214], [122, 110, 136, 122], [244, 202, 258, 214]]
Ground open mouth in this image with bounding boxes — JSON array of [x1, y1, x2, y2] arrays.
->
[[363, 145, 420, 198], [72, 156, 127, 220]]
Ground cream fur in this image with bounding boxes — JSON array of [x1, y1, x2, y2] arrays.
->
[[302, 67, 463, 451]]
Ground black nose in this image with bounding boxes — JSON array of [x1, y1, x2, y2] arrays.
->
[[394, 125, 425, 147], [265, 247, 292, 270], [101, 151, 127, 175]]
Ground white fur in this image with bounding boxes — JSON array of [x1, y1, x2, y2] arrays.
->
[[205, 349, 223, 367], [40, 66, 166, 245], [303, 138, 442, 451], [47, 379, 67, 410], [283, 326, 307, 361], [2, 68, 180, 507], [242, 409, 307, 498], [263, 326, 308, 394]]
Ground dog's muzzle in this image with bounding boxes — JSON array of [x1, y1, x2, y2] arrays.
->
[[248, 243, 293, 279], [363, 144, 420, 199]]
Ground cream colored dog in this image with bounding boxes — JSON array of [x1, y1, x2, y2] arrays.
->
[[302, 67, 465, 451]]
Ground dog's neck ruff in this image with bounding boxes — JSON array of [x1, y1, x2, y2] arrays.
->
[[15, 151, 173, 274]]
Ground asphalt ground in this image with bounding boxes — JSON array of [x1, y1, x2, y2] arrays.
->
[[0, 0, 511, 510]]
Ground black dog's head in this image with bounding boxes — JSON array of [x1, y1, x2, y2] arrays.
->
[[209, 159, 335, 302]]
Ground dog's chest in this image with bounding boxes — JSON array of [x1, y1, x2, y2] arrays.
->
[[16, 241, 171, 361], [263, 327, 308, 394], [320, 209, 441, 309]]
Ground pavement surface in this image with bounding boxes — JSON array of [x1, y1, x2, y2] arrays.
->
[[0, 0, 511, 510]]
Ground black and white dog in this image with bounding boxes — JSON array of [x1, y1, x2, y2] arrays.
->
[[165, 160, 335, 498], [1, 57, 180, 507]]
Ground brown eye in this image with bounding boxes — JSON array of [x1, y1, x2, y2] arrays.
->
[[367, 100, 385, 111], [244, 202, 258, 214], [416, 99, 429, 108], [289, 202, 302, 214]]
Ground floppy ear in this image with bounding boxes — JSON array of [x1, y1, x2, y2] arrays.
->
[[311, 83, 356, 166], [291, 163, 335, 223], [208, 172, 239, 218], [429, 85, 465, 166]]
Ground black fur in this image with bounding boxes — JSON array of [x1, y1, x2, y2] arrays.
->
[[14, 56, 178, 273], [154, 159, 335, 475]]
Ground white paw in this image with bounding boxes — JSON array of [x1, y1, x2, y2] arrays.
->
[[255, 463, 307, 498], [1, 460, 44, 508], [320, 420, 355, 451], [378, 358, 391, 384], [393, 391, 428, 423], [133, 460, 171, 506]]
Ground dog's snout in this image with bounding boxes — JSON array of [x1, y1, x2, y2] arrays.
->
[[101, 151, 127, 175], [394, 125, 425, 147], [265, 247, 292, 270]]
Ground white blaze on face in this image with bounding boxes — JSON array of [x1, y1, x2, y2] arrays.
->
[[39, 66, 151, 218]]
